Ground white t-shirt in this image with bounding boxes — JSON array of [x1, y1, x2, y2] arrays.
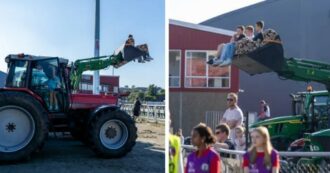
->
[[265, 105, 271, 117], [234, 137, 246, 151], [222, 106, 243, 141], [223, 106, 243, 126], [246, 35, 254, 40]]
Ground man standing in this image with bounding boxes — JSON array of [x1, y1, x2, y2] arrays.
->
[[133, 97, 141, 121], [220, 93, 243, 142]]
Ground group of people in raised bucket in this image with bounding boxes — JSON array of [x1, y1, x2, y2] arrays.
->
[[110, 34, 153, 68], [207, 20, 282, 67]]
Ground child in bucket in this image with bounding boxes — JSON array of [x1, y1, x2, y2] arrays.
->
[[112, 34, 152, 68], [207, 25, 245, 67], [243, 126, 280, 173], [185, 123, 221, 173], [111, 34, 135, 66]]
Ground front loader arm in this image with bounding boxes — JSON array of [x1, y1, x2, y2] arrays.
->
[[231, 43, 330, 90], [70, 44, 151, 90]]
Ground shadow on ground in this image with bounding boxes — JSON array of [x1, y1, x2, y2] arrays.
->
[[0, 135, 164, 173]]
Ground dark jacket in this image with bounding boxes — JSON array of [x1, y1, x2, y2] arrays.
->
[[133, 100, 141, 116]]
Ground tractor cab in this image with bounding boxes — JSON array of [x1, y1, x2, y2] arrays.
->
[[305, 91, 330, 131], [5, 54, 69, 112], [291, 90, 330, 131]]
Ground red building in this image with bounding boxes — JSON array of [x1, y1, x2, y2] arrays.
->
[[78, 74, 119, 95], [169, 19, 239, 135]]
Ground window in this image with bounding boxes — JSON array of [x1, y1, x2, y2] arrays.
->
[[6, 60, 28, 87], [101, 84, 109, 93], [30, 59, 60, 89], [313, 95, 330, 129], [80, 83, 88, 90], [87, 84, 93, 90], [169, 50, 181, 87], [185, 50, 230, 88]]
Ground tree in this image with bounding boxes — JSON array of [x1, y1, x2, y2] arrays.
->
[[145, 84, 158, 101], [127, 84, 164, 102]]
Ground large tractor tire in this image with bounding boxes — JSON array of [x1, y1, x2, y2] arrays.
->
[[0, 91, 48, 161], [88, 109, 137, 158]]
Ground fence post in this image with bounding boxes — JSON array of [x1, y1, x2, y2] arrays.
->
[[245, 111, 249, 151]]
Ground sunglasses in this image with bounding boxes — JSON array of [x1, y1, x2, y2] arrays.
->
[[227, 98, 234, 102]]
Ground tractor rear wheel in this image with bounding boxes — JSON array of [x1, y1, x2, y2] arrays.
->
[[88, 109, 137, 158], [0, 92, 48, 161]]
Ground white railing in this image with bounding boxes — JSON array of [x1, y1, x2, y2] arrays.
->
[[121, 101, 165, 123], [181, 145, 330, 173], [182, 145, 330, 157]]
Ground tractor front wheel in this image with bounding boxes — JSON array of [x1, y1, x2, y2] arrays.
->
[[88, 109, 137, 158], [0, 92, 48, 161]]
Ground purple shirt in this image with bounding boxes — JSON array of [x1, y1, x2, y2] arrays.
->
[[243, 149, 279, 173], [186, 148, 220, 173]]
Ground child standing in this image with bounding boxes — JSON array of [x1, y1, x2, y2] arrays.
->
[[185, 123, 221, 173], [234, 126, 246, 151]]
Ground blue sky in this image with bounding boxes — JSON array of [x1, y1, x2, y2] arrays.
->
[[0, 0, 165, 88]]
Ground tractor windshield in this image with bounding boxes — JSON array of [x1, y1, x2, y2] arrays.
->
[[312, 95, 330, 130], [6, 60, 28, 88]]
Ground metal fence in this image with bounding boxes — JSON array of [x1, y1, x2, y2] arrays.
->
[[205, 111, 258, 131], [205, 111, 223, 131], [181, 145, 330, 173], [121, 101, 165, 123]]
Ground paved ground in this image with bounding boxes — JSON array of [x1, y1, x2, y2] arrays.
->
[[0, 122, 165, 173]]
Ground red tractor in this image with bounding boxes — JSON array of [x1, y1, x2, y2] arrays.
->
[[0, 48, 151, 161]]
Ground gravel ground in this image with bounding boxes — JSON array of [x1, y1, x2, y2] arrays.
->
[[0, 122, 165, 173]]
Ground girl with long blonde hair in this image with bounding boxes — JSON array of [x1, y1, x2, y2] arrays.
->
[[243, 126, 280, 173]]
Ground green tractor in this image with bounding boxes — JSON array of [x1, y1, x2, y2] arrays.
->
[[286, 129, 330, 167], [250, 90, 330, 150]]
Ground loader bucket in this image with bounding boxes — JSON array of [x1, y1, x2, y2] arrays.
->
[[232, 43, 285, 75], [114, 44, 152, 68], [123, 44, 150, 62]]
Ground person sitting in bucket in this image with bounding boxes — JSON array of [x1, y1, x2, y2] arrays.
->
[[111, 34, 153, 68]]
